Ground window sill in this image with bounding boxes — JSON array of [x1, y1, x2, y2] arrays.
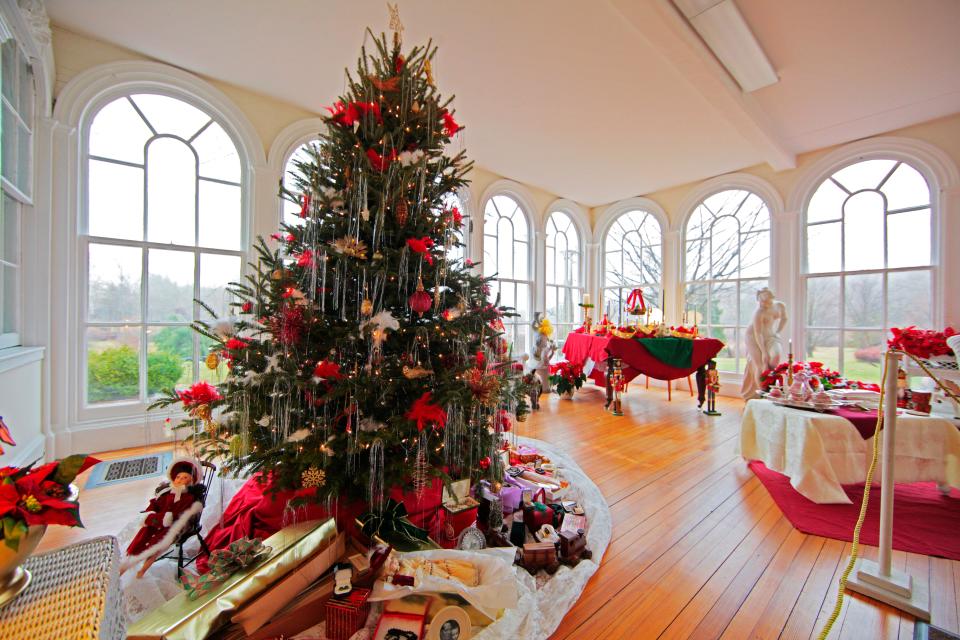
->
[[0, 345, 44, 374]]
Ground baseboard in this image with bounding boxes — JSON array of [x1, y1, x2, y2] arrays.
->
[[62, 418, 175, 456]]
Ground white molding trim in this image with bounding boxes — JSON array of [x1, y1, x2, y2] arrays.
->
[[53, 60, 266, 167], [267, 117, 327, 171], [593, 196, 669, 242], [785, 136, 960, 213], [676, 172, 784, 232], [0, 345, 43, 374]]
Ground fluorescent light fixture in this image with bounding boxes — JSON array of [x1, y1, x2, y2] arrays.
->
[[673, 0, 778, 92]]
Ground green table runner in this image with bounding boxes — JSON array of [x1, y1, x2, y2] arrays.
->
[[638, 337, 694, 368]]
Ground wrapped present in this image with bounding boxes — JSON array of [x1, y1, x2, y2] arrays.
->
[[511, 445, 540, 465], [523, 501, 555, 534], [499, 480, 524, 514], [438, 503, 478, 549], [127, 519, 338, 640], [560, 513, 587, 535], [231, 532, 346, 634], [326, 588, 372, 640]]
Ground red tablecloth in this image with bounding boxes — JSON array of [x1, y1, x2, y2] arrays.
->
[[562, 332, 724, 384], [605, 336, 725, 381]]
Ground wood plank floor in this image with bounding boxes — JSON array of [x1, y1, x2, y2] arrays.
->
[[38, 384, 960, 639]]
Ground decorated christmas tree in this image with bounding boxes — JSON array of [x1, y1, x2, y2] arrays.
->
[[153, 25, 529, 511]]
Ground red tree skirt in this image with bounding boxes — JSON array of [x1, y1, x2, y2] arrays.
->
[[749, 461, 960, 560]]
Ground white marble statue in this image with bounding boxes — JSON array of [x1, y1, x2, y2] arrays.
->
[[530, 312, 557, 393], [741, 287, 788, 400]]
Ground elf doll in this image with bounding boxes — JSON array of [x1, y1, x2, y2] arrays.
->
[[122, 458, 204, 578]]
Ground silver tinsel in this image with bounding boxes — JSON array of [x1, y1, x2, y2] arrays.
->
[[369, 437, 385, 514]]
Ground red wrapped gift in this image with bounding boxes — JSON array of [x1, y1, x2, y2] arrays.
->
[[325, 588, 371, 640], [438, 504, 478, 548], [523, 501, 555, 534]]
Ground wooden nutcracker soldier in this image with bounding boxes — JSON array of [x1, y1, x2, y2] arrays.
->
[[704, 359, 721, 416], [609, 358, 625, 416], [121, 458, 204, 578]]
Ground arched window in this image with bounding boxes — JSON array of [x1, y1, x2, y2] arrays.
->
[[684, 189, 771, 373], [281, 139, 321, 227], [803, 159, 934, 382], [82, 93, 245, 406], [545, 211, 583, 343], [603, 210, 662, 326], [483, 194, 531, 356]]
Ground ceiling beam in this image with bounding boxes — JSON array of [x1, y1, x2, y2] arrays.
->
[[609, 0, 796, 171]]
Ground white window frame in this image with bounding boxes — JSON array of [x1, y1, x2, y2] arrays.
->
[[480, 182, 536, 358], [54, 61, 264, 429], [78, 90, 248, 413], [599, 205, 665, 327], [798, 155, 941, 376], [680, 184, 775, 374], [544, 207, 585, 344], [0, 27, 34, 350]]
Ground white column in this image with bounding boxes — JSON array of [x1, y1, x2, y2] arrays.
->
[[939, 186, 960, 327], [662, 229, 681, 324], [773, 209, 800, 354]]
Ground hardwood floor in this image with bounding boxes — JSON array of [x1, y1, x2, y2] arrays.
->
[[38, 384, 960, 639]]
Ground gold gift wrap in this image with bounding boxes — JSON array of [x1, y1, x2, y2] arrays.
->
[[128, 518, 338, 640]]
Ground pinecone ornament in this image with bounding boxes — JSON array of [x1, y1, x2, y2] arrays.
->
[[205, 352, 220, 370], [395, 199, 409, 226]]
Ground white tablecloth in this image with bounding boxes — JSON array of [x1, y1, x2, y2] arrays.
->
[[739, 399, 960, 504]]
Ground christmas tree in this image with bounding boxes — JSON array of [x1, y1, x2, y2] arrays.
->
[[153, 26, 529, 509]]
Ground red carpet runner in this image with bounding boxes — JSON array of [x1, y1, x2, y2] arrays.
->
[[749, 461, 960, 560]]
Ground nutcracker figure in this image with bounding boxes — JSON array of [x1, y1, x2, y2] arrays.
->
[[122, 458, 204, 578], [704, 359, 721, 416], [609, 358, 625, 416]]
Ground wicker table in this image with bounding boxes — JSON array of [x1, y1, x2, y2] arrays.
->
[[0, 535, 125, 639]]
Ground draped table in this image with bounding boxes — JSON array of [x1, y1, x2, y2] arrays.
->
[[561, 332, 725, 404], [740, 399, 960, 504]]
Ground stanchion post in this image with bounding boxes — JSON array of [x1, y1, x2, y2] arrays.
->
[[846, 350, 930, 619]]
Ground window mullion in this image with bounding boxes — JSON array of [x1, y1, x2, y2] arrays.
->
[[140, 247, 149, 403]]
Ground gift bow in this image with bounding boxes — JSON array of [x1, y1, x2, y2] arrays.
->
[[358, 498, 431, 546], [180, 537, 271, 600]]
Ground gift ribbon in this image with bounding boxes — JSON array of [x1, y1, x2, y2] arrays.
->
[[181, 537, 271, 600], [532, 501, 547, 512], [358, 498, 431, 546]]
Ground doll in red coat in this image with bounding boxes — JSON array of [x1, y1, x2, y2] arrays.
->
[[122, 458, 204, 578]]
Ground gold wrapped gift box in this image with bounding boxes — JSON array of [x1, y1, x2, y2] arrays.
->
[[128, 519, 338, 640]]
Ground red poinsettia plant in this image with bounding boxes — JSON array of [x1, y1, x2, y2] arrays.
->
[[887, 326, 957, 360], [0, 454, 99, 551], [549, 360, 587, 396], [760, 361, 880, 393]]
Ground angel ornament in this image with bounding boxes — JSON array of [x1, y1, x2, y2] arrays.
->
[[741, 287, 788, 400], [122, 458, 204, 578]]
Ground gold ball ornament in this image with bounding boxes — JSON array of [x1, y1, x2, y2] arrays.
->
[[361, 298, 374, 316], [301, 466, 326, 489], [205, 352, 220, 370], [411, 101, 421, 113]]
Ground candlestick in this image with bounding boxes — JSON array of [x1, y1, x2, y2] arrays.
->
[[582, 293, 590, 307]]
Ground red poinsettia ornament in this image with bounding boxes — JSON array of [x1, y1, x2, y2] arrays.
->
[[177, 381, 223, 410], [405, 392, 447, 432], [406, 236, 435, 265]]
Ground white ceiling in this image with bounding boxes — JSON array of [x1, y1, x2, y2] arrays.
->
[[45, 0, 960, 207]]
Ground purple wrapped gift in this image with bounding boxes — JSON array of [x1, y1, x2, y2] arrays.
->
[[500, 477, 524, 513]]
